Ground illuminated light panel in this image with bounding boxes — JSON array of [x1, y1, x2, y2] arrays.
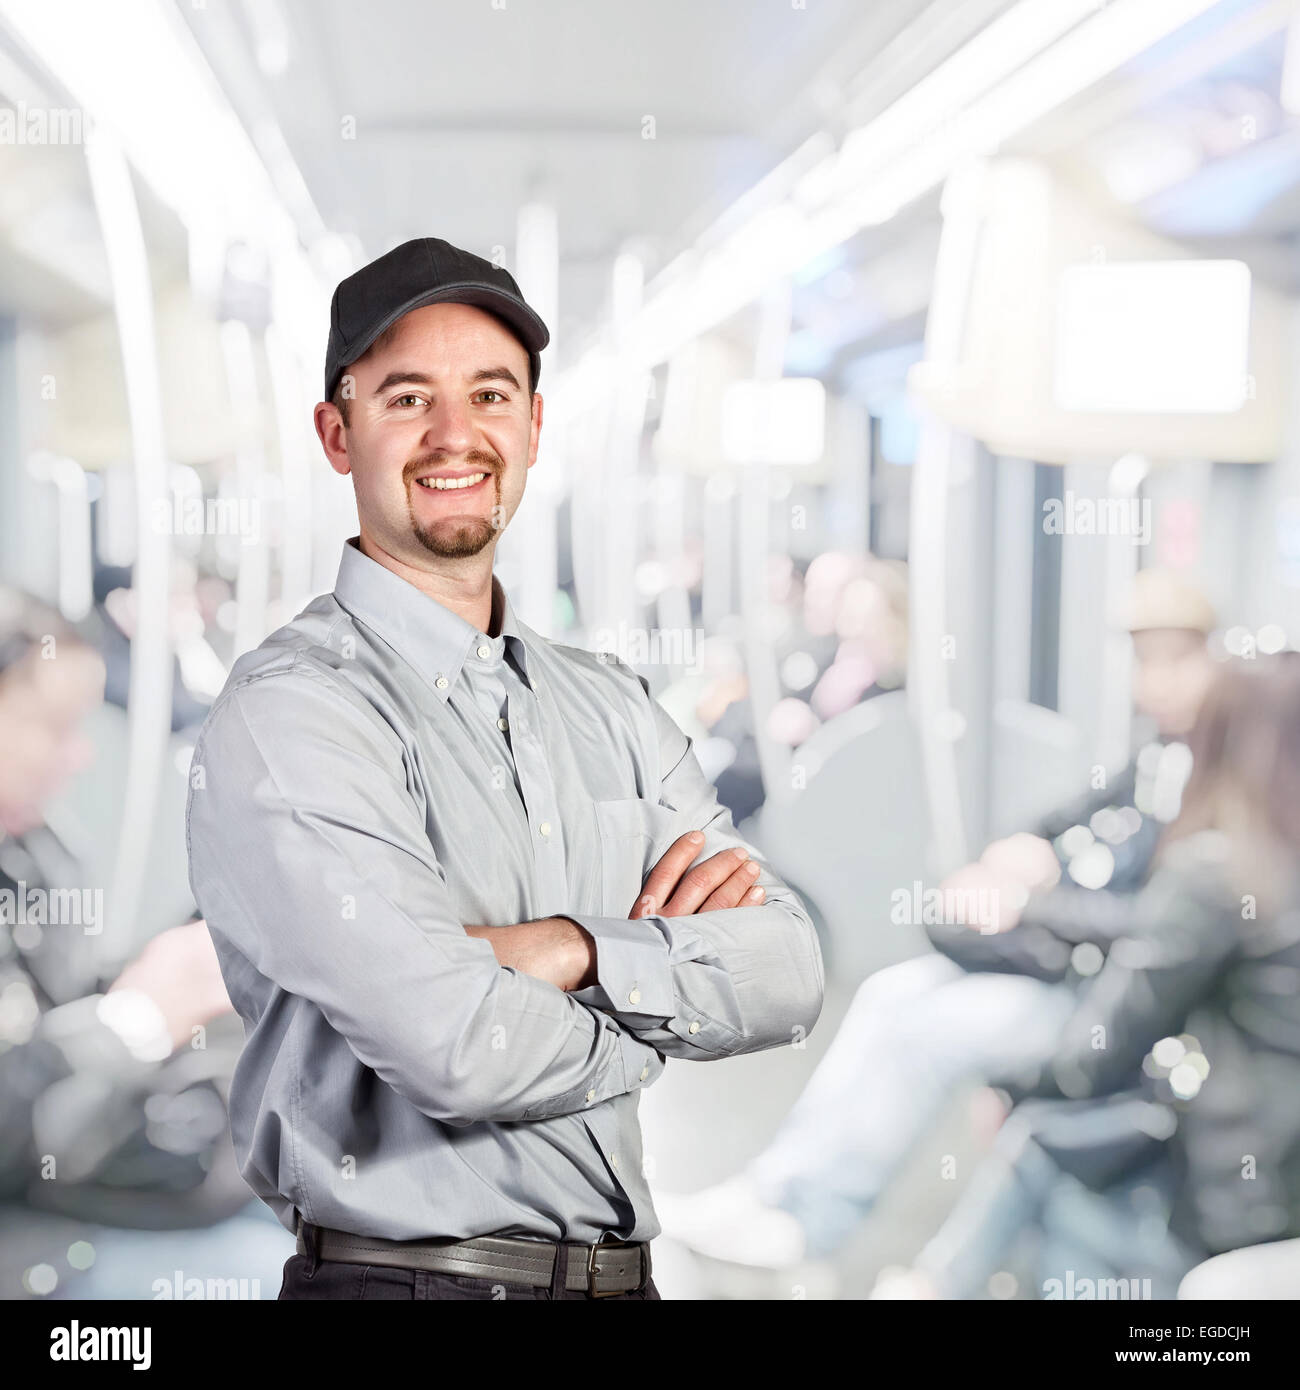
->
[[721, 378, 826, 466], [1054, 260, 1252, 413]]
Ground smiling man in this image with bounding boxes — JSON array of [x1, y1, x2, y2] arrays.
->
[[185, 237, 824, 1301]]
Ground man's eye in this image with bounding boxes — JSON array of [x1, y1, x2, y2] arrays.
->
[[393, 394, 424, 408], [475, 390, 505, 404]]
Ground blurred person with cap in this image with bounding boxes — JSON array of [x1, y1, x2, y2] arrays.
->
[[880, 652, 1300, 1299], [656, 569, 1220, 1281], [186, 237, 823, 1301], [0, 587, 289, 1299], [968, 567, 1218, 900]]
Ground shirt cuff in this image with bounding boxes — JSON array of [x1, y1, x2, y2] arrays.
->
[[560, 913, 676, 1020]]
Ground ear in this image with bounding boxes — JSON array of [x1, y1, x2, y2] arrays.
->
[[526, 391, 543, 470], [315, 401, 352, 477]]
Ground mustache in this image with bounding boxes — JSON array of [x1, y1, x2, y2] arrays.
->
[[403, 451, 502, 484]]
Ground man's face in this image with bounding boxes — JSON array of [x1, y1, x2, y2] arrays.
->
[[320, 302, 541, 568], [1131, 627, 1215, 737], [0, 646, 104, 835]]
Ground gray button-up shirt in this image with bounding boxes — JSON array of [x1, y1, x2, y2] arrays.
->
[[185, 538, 824, 1245]]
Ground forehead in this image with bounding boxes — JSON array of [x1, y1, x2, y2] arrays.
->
[[361, 301, 528, 375]]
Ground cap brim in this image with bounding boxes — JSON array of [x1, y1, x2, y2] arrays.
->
[[330, 282, 548, 397]]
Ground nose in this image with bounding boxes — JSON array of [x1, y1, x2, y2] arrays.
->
[[420, 392, 475, 457]]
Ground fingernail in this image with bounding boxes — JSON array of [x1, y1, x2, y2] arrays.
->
[[748, 886, 764, 902], [688, 831, 705, 845], [638, 895, 656, 917], [744, 860, 760, 876], [733, 848, 749, 862]]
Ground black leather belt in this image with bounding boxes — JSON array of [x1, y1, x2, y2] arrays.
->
[[295, 1216, 650, 1297]]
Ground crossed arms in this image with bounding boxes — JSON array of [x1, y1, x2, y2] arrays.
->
[[185, 665, 823, 1130], [464, 832, 771, 991]]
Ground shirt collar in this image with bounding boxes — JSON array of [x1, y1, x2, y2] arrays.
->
[[333, 538, 531, 700]]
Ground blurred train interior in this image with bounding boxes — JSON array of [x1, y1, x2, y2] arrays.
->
[[1, 0, 1299, 1302]]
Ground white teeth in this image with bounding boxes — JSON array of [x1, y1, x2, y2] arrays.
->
[[416, 472, 488, 491]]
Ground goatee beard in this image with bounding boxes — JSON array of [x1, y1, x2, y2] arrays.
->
[[404, 455, 502, 558], [411, 517, 497, 558]]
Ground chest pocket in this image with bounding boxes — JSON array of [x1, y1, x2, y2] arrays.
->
[[593, 797, 690, 917]]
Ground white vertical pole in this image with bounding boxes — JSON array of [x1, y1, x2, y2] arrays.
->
[[265, 321, 314, 619], [1098, 452, 1149, 771], [510, 200, 560, 635], [85, 124, 174, 968], [906, 163, 988, 872], [740, 279, 794, 806], [220, 319, 271, 659]]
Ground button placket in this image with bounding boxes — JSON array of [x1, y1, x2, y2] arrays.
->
[[504, 687, 568, 907], [462, 660, 524, 806]]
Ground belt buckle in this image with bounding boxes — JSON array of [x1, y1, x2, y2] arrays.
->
[[586, 1240, 642, 1298]]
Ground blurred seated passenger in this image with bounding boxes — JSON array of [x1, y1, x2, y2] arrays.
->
[[885, 652, 1300, 1298], [924, 570, 1217, 978], [808, 558, 907, 720], [991, 569, 1218, 898], [655, 570, 1214, 1273], [93, 560, 217, 735], [698, 553, 908, 826], [0, 587, 290, 1299]]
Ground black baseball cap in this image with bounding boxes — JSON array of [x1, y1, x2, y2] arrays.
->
[[324, 237, 550, 402]]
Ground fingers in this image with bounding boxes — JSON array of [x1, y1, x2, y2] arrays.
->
[[630, 833, 768, 919], [660, 847, 757, 917], [632, 867, 764, 918], [637, 831, 707, 914], [697, 861, 765, 912]]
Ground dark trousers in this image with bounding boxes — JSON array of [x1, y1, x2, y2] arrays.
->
[[279, 1225, 661, 1301]]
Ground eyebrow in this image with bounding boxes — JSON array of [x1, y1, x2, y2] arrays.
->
[[371, 366, 522, 396]]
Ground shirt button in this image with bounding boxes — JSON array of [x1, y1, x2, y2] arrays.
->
[[687, 1020, 701, 1034], [434, 676, 448, 690], [585, 1089, 596, 1103], [497, 717, 508, 732], [539, 821, 552, 838], [477, 644, 491, 659], [639, 1065, 650, 1082], [610, 1154, 619, 1170], [628, 988, 641, 1005]]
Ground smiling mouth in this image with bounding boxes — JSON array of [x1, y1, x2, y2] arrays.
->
[[414, 472, 489, 492]]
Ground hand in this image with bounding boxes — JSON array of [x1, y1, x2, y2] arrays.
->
[[630, 831, 765, 919], [937, 863, 1027, 934], [461, 829, 771, 993], [979, 832, 1060, 891], [106, 919, 234, 1053], [463, 918, 596, 992]]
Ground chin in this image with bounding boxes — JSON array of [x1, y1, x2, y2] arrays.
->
[[412, 520, 497, 559]]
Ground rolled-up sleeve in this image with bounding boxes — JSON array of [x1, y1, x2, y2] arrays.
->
[[185, 663, 664, 1127], [566, 690, 824, 1059]]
